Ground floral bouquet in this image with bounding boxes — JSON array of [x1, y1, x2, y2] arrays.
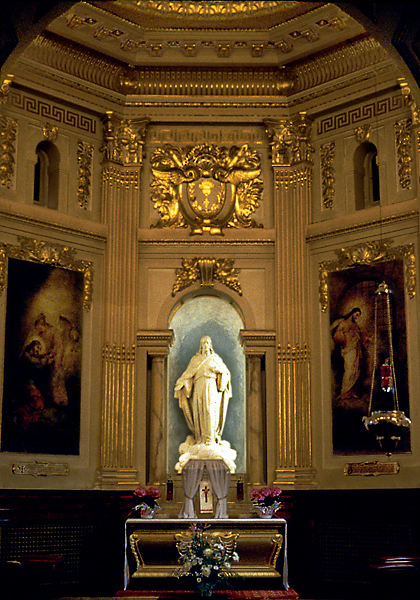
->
[[174, 523, 239, 597], [132, 486, 161, 518], [249, 486, 283, 518]]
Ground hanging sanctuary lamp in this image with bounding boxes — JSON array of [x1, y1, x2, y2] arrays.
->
[[362, 281, 411, 454]]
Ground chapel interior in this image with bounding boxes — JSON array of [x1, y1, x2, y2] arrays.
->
[[0, 1, 420, 599]]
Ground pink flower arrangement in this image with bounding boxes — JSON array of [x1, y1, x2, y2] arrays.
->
[[249, 486, 282, 508], [133, 486, 161, 508]]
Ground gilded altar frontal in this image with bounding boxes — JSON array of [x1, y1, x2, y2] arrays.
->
[[0, 0, 419, 500]]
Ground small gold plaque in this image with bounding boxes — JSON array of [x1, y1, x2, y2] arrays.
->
[[344, 461, 400, 476]]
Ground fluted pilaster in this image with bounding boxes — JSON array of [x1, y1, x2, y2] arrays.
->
[[96, 115, 149, 488], [265, 113, 316, 487]]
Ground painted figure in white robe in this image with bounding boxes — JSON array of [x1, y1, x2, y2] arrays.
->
[[331, 307, 366, 401], [175, 336, 231, 445]]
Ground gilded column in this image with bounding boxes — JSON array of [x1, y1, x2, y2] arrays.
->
[[96, 113, 149, 488], [265, 113, 316, 487]]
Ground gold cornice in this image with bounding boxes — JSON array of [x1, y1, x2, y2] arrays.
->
[[292, 36, 387, 93], [29, 32, 121, 91], [23, 31, 385, 99], [306, 210, 418, 242]]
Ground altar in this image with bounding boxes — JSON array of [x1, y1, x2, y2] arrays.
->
[[124, 518, 289, 591]]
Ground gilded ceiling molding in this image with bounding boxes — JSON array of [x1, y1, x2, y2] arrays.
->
[[27, 32, 386, 99], [317, 95, 405, 135], [265, 113, 314, 166], [101, 112, 149, 166], [292, 36, 387, 93], [320, 141, 335, 209], [150, 143, 263, 234], [135, 1, 283, 18], [0, 115, 17, 188], [77, 141, 94, 209], [118, 65, 294, 96], [394, 118, 413, 190], [172, 257, 242, 296], [319, 240, 416, 312], [30, 33, 121, 93], [0, 74, 13, 103], [0, 237, 93, 310]]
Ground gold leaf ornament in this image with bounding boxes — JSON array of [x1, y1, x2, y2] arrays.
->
[[150, 143, 263, 234]]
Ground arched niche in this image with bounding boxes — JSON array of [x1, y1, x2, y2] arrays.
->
[[167, 292, 246, 474], [33, 140, 60, 209], [354, 141, 380, 210]]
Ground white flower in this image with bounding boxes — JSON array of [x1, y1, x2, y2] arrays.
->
[[201, 566, 211, 577], [232, 552, 239, 562], [203, 548, 213, 557], [224, 562, 231, 569]]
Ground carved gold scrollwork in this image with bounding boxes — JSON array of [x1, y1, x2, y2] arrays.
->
[[354, 124, 370, 143], [101, 111, 149, 165], [77, 141, 94, 209], [0, 74, 14, 103], [398, 77, 420, 128], [43, 122, 58, 141], [150, 143, 263, 234], [0, 237, 93, 310], [172, 257, 242, 296], [0, 115, 17, 188], [77, 141, 93, 210], [320, 141, 335, 209], [394, 118, 413, 190], [319, 240, 416, 312], [265, 112, 314, 166]]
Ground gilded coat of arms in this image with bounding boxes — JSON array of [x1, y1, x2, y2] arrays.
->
[[150, 143, 263, 234]]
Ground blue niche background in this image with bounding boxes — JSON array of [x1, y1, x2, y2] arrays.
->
[[168, 294, 245, 473]]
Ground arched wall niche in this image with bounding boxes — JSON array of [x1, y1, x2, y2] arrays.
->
[[167, 291, 246, 474], [155, 284, 257, 330]]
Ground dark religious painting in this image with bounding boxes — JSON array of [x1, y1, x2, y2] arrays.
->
[[329, 260, 410, 454], [1, 258, 83, 454]]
